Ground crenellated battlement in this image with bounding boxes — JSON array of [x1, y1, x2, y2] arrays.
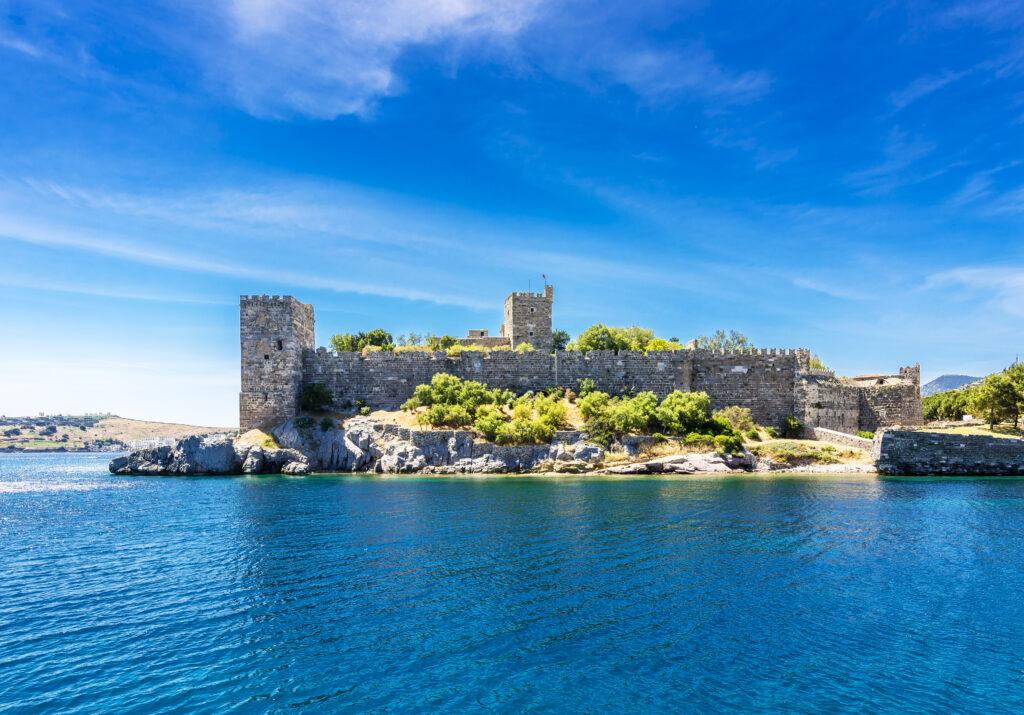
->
[[239, 292, 921, 434]]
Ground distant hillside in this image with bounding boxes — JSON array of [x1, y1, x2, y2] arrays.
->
[[921, 375, 982, 397], [0, 414, 234, 452]]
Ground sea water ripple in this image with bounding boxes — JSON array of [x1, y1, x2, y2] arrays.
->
[[2, 453, 1024, 713]]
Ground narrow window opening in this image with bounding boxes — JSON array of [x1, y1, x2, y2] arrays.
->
[[263, 354, 270, 360], [276, 340, 283, 350], [529, 331, 534, 336]]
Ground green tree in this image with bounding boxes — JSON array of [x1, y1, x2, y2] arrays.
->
[[695, 330, 752, 352], [656, 391, 712, 435], [551, 329, 571, 351], [970, 374, 1019, 428], [299, 383, 334, 412], [574, 324, 654, 353], [330, 329, 394, 352]]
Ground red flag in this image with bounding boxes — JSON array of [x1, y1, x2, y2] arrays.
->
[[542, 273, 546, 281]]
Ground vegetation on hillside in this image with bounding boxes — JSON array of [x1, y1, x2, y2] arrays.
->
[[398, 373, 763, 452], [923, 363, 1024, 429]]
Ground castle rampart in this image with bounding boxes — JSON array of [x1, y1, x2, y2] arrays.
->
[[239, 293, 923, 435]]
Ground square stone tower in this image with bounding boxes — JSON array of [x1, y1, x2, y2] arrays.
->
[[239, 295, 315, 430], [501, 284, 553, 351]]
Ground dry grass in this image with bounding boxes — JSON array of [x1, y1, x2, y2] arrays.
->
[[236, 429, 280, 449], [1, 416, 234, 451], [923, 424, 1022, 439]]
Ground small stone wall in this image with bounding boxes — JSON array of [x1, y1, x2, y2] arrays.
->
[[874, 430, 1024, 476]]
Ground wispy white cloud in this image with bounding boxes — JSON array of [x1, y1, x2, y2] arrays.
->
[[0, 33, 44, 58], [845, 127, 939, 194], [0, 274, 232, 305], [928, 266, 1024, 318], [201, 0, 546, 118], [593, 44, 770, 104], [936, 0, 1024, 29], [890, 70, 967, 111], [0, 212, 490, 309]]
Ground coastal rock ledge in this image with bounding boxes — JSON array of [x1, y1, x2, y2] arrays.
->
[[109, 434, 310, 476]]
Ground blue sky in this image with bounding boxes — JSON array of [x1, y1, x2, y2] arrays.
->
[[2, 0, 1024, 426]]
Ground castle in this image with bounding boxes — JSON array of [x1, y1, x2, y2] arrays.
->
[[239, 289, 923, 434]]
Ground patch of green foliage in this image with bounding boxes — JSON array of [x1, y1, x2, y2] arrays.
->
[[746, 428, 761, 441], [713, 405, 755, 432], [751, 440, 840, 466], [551, 330, 571, 351], [319, 416, 334, 432], [781, 415, 803, 438], [857, 430, 875, 439], [576, 377, 595, 397], [299, 383, 333, 412], [331, 329, 394, 352], [515, 342, 535, 353], [694, 330, 752, 352], [765, 426, 779, 438], [294, 416, 315, 430]]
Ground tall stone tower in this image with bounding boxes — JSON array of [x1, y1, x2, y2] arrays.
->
[[239, 295, 315, 430], [501, 284, 553, 351]]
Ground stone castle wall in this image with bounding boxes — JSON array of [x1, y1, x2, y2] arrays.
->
[[302, 347, 806, 427], [875, 430, 1024, 476], [239, 294, 922, 434], [502, 286, 553, 351], [239, 295, 315, 431]]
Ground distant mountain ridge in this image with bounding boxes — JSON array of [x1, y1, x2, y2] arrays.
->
[[921, 374, 982, 397]]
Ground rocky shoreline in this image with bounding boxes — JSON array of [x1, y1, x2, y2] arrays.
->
[[108, 418, 877, 477]]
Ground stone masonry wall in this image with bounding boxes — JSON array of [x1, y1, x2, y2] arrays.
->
[[239, 295, 315, 430], [239, 294, 922, 434], [858, 381, 923, 431], [501, 286, 553, 351], [302, 347, 807, 428], [795, 374, 861, 434], [874, 430, 1024, 475]]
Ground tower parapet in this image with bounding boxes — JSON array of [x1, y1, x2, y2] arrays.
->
[[501, 284, 553, 351], [239, 295, 315, 430]]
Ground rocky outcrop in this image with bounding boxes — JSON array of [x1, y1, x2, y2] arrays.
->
[[109, 418, 766, 477], [270, 418, 607, 474], [600, 451, 756, 475], [109, 434, 309, 476]]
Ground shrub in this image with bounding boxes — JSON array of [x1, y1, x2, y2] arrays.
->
[[714, 433, 744, 454], [294, 416, 315, 430], [299, 384, 334, 412], [515, 342, 535, 353], [746, 428, 761, 441], [474, 406, 504, 441], [656, 391, 712, 435], [319, 416, 334, 431], [577, 378, 595, 397], [651, 432, 668, 444], [359, 406, 371, 416], [765, 426, 779, 438], [425, 403, 472, 428], [512, 399, 533, 421], [713, 406, 755, 433], [578, 390, 610, 420], [535, 394, 568, 429], [781, 416, 802, 438], [495, 418, 554, 445], [607, 391, 659, 433], [857, 430, 875, 439]]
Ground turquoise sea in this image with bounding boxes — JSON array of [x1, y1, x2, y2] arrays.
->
[[3, 453, 1024, 712]]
